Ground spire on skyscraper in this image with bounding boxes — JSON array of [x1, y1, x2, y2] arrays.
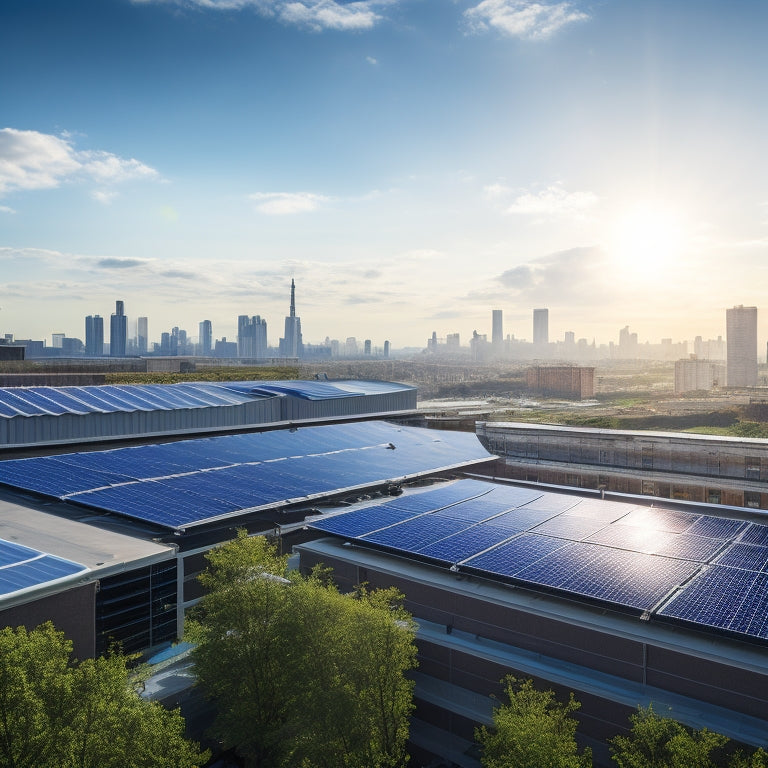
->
[[290, 278, 296, 318]]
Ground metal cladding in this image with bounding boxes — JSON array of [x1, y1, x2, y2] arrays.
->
[[0, 379, 417, 448]]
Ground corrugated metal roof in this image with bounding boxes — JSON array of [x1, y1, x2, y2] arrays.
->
[[223, 379, 416, 401]]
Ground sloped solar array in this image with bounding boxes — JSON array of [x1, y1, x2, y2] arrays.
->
[[0, 539, 88, 597], [0, 422, 493, 530], [222, 379, 415, 401], [0, 382, 265, 418], [310, 478, 768, 640]]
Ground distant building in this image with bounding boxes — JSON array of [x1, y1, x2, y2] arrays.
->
[[533, 308, 548, 345], [446, 333, 460, 350], [675, 358, 726, 394], [492, 309, 503, 354], [238, 315, 268, 358], [726, 305, 757, 387], [526, 365, 595, 399], [214, 337, 238, 357], [110, 300, 127, 358], [137, 316, 148, 355], [199, 320, 212, 356], [279, 279, 303, 358], [364, 339, 372, 355], [383, 340, 390, 358], [85, 315, 104, 356], [694, 335, 725, 361]]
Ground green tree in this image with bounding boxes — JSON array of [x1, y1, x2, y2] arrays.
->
[[0, 622, 208, 768], [609, 705, 728, 768], [475, 676, 592, 768], [187, 531, 417, 768]]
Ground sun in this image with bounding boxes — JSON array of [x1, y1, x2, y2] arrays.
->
[[609, 201, 686, 279]]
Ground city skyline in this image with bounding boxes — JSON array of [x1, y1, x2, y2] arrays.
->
[[2, 1, 768, 346]]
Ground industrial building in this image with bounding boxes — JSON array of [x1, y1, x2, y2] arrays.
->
[[525, 365, 595, 399], [674, 357, 726, 394], [0, 418, 492, 660], [477, 421, 768, 510], [0, 379, 417, 450], [301, 478, 768, 765]]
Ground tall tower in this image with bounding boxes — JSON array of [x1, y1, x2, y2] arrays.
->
[[85, 315, 104, 356], [533, 308, 549, 345], [726, 305, 758, 387], [492, 309, 503, 355], [137, 317, 148, 355], [199, 320, 212, 356], [279, 279, 303, 358], [110, 300, 127, 357]]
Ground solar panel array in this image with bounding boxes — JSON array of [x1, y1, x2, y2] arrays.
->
[[309, 479, 768, 643], [223, 379, 414, 401], [0, 382, 263, 418], [0, 422, 493, 530], [0, 539, 88, 597]]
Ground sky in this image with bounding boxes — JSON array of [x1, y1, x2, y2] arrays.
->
[[1, 0, 768, 350]]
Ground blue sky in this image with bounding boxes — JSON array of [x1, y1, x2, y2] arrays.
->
[[1, 0, 767, 349]]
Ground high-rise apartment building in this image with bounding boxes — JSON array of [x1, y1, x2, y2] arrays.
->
[[279, 279, 303, 358], [533, 308, 549, 345], [137, 317, 148, 355], [85, 315, 104, 356], [492, 310, 503, 354], [726, 305, 758, 387], [199, 320, 212, 356], [237, 315, 268, 358], [110, 300, 127, 358]]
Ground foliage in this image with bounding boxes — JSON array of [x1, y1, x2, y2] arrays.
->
[[609, 705, 728, 768], [188, 531, 417, 768], [0, 622, 208, 768], [729, 748, 768, 768], [105, 366, 301, 385], [475, 676, 592, 768]]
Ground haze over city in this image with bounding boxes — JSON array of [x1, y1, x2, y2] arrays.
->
[[2, 0, 767, 347]]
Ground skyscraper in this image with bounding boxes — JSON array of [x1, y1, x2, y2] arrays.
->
[[533, 308, 549, 345], [492, 309, 503, 354], [726, 305, 758, 387], [279, 279, 303, 358], [137, 316, 148, 355], [85, 315, 104, 356], [238, 315, 268, 358], [110, 300, 126, 357], [199, 320, 212, 356]]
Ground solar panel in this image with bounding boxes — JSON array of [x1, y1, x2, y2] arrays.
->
[[531, 516, 608, 541], [311, 505, 420, 538], [740, 524, 768, 547], [621, 506, 699, 534], [0, 539, 88, 596], [418, 525, 517, 563], [362, 516, 470, 551], [0, 422, 492, 529], [687, 516, 748, 540], [714, 543, 768, 572], [464, 533, 569, 577], [659, 567, 768, 640]]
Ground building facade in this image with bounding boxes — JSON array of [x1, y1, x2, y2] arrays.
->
[[533, 308, 549, 346], [525, 365, 595, 399], [726, 305, 757, 387], [279, 279, 303, 358], [109, 300, 127, 357], [85, 315, 104, 356], [674, 358, 727, 394]]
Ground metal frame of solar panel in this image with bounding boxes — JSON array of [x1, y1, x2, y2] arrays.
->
[[0, 422, 493, 531], [309, 477, 768, 641]]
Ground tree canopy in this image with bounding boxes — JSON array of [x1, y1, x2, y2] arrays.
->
[[187, 531, 417, 768], [476, 676, 593, 768], [0, 622, 208, 768]]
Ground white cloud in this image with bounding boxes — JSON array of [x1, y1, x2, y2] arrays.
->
[[486, 181, 598, 218], [0, 128, 159, 197], [91, 190, 119, 205], [133, 0, 386, 31], [464, 0, 588, 40], [0, 205, 15, 214], [366, 56, 378, 65], [250, 191, 330, 215]]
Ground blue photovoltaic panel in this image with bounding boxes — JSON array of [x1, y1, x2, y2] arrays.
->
[[687, 516, 747, 540], [714, 543, 768, 573], [659, 567, 768, 640], [311, 505, 420, 538], [740, 524, 768, 547], [488, 508, 558, 531], [0, 422, 492, 529], [362, 515, 470, 551], [531, 516, 608, 541], [464, 533, 569, 577], [0, 539, 88, 597], [652, 534, 725, 562], [621, 507, 699, 534], [585, 524, 671, 553], [560, 499, 636, 522], [417, 525, 517, 563], [382, 481, 490, 514]]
